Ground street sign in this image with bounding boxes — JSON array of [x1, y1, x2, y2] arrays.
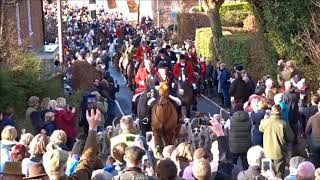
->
[[171, 12, 177, 19]]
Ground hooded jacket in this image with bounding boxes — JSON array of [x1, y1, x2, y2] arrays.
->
[[54, 108, 76, 138]]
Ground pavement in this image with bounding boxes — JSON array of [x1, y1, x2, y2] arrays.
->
[[110, 66, 226, 118]]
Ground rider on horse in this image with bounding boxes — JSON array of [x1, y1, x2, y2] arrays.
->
[[134, 41, 151, 72], [132, 59, 155, 114], [173, 54, 198, 111], [152, 61, 182, 119]]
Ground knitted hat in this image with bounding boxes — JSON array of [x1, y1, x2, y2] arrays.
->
[[42, 150, 69, 175]]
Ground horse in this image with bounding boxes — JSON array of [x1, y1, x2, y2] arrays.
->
[[176, 80, 194, 119], [135, 75, 156, 136], [151, 81, 180, 149]]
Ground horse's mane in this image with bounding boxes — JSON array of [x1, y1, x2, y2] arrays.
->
[[158, 81, 170, 105]]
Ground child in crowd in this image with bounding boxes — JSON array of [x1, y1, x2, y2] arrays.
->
[[41, 112, 56, 136]]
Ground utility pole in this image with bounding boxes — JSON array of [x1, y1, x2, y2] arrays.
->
[[157, 0, 160, 27], [57, 0, 63, 63], [137, 0, 141, 26]]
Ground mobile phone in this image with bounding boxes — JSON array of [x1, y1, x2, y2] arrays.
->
[[146, 131, 153, 142], [261, 158, 272, 172], [87, 94, 97, 110]]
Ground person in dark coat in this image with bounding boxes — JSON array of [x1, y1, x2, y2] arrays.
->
[[205, 61, 214, 97], [228, 103, 251, 169], [229, 72, 248, 104], [218, 63, 231, 108], [250, 101, 267, 146], [237, 146, 265, 180], [281, 81, 300, 140], [154, 48, 171, 70], [0, 108, 16, 133]]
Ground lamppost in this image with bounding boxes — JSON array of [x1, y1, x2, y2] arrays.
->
[[57, 0, 63, 63], [137, 0, 141, 26]]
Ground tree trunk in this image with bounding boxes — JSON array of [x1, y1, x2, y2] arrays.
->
[[207, 4, 223, 61]]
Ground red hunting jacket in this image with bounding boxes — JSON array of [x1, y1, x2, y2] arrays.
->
[[173, 62, 194, 85], [135, 46, 151, 63], [134, 67, 155, 94]]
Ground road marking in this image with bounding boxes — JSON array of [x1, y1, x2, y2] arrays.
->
[[200, 94, 228, 114], [115, 100, 125, 116]]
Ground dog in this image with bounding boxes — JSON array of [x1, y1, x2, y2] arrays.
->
[[97, 131, 106, 157], [133, 118, 140, 133], [191, 127, 202, 150], [176, 118, 192, 144]]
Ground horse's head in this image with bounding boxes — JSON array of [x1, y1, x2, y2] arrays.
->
[[158, 80, 169, 97]]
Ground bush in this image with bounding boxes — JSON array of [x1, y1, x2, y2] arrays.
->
[[190, 6, 205, 13], [220, 2, 252, 16], [195, 27, 214, 60], [221, 10, 251, 27], [0, 51, 62, 113], [195, 27, 250, 68]]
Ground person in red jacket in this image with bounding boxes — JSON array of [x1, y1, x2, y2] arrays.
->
[[185, 48, 198, 66], [135, 41, 151, 71], [173, 54, 198, 111], [199, 57, 207, 93], [132, 59, 155, 115], [54, 97, 76, 150]]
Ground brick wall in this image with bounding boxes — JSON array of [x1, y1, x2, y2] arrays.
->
[[2, 0, 44, 51]]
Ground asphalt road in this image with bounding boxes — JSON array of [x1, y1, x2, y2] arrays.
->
[[110, 66, 224, 118]]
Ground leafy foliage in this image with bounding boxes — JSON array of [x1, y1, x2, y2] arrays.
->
[[221, 10, 251, 27], [220, 2, 252, 16], [195, 27, 250, 67]]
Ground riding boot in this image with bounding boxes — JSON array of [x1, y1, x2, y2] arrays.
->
[[177, 105, 182, 122], [132, 100, 137, 115]]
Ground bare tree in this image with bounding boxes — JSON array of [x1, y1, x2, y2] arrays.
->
[[202, 0, 225, 61]]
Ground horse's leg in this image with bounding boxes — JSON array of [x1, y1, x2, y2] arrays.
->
[[153, 130, 161, 147]]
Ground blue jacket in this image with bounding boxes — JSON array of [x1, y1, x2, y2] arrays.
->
[[0, 117, 16, 132], [219, 68, 231, 89], [42, 122, 56, 136], [250, 109, 266, 146]]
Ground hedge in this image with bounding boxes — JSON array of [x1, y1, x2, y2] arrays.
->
[[195, 27, 250, 68], [220, 2, 252, 16]]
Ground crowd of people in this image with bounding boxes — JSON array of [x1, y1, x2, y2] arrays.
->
[[1, 1, 320, 180]]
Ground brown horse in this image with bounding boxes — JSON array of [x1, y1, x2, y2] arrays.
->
[[151, 81, 180, 149]]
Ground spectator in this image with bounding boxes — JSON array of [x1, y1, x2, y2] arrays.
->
[[48, 99, 57, 111], [171, 142, 193, 177], [229, 72, 248, 104], [192, 159, 211, 180], [274, 93, 289, 123], [65, 138, 86, 176], [182, 148, 209, 180], [237, 145, 265, 180], [54, 97, 77, 149], [209, 118, 240, 180], [156, 159, 180, 180], [0, 108, 16, 133], [91, 91, 108, 131], [300, 94, 320, 130], [243, 72, 256, 98], [42, 109, 102, 179], [111, 142, 128, 175], [49, 130, 68, 151], [25, 96, 41, 135], [40, 97, 51, 120], [297, 161, 315, 180], [1, 161, 24, 179], [205, 60, 214, 97], [282, 81, 300, 137], [22, 134, 48, 176], [259, 105, 295, 178], [315, 168, 320, 180], [19, 133, 34, 148], [24, 163, 49, 180], [284, 156, 306, 180], [0, 125, 18, 173], [228, 103, 251, 169], [250, 97, 267, 146], [162, 145, 175, 159], [11, 144, 29, 162], [41, 111, 56, 136], [112, 146, 150, 180], [110, 115, 137, 149], [305, 103, 320, 167], [91, 169, 113, 180], [218, 63, 231, 108]]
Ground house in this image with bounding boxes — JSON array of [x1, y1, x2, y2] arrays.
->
[[0, 0, 44, 51]]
